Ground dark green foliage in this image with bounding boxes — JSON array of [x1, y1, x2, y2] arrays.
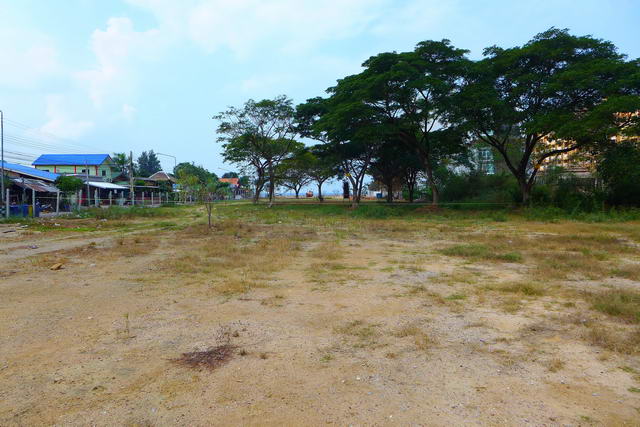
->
[[137, 150, 162, 177], [455, 28, 640, 203], [438, 171, 519, 204], [598, 141, 640, 206], [173, 162, 218, 185], [221, 172, 239, 178], [112, 152, 132, 176], [54, 175, 84, 193]]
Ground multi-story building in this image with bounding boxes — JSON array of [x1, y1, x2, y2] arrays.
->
[[32, 154, 120, 182]]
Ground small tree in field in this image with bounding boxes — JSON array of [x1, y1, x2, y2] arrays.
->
[[202, 179, 231, 228]]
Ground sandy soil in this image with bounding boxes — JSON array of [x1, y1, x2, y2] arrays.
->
[[0, 215, 639, 426]]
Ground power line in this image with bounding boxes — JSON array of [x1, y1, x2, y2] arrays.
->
[[3, 117, 101, 152]]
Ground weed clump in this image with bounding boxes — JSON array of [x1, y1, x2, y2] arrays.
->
[[588, 289, 640, 323], [174, 344, 235, 370]]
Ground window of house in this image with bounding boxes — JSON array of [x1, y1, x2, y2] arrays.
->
[[81, 169, 86, 173], [102, 170, 106, 176]]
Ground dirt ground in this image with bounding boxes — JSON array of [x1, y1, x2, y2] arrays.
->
[[1, 206, 639, 426]]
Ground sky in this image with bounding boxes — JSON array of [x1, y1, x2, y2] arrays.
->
[[1, 0, 640, 184]]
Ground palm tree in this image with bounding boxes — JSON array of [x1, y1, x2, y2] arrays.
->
[[112, 152, 131, 176]]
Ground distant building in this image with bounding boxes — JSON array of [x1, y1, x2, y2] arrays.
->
[[474, 147, 496, 175], [148, 171, 177, 183], [219, 177, 249, 199], [219, 177, 239, 186], [32, 154, 119, 181]]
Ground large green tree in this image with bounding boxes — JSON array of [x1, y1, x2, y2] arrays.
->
[[355, 40, 470, 205], [277, 148, 314, 198], [214, 95, 300, 206], [369, 138, 423, 203], [173, 162, 217, 185], [296, 91, 386, 207], [455, 28, 640, 203]]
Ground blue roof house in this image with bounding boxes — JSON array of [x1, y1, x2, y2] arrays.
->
[[32, 154, 119, 181]]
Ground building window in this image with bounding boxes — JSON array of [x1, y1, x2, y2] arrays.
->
[[102, 170, 106, 176], [81, 169, 86, 173]]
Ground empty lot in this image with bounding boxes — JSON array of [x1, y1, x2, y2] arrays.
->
[[1, 204, 639, 425]]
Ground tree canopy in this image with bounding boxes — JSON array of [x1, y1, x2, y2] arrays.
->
[[214, 95, 302, 205], [454, 28, 640, 202], [137, 150, 162, 177]]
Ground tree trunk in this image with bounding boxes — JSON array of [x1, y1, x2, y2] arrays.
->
[[408, 184, 415, 203], [386, 180, 393, 203], [294, 189, 300, 199], [423, 164, 439, 206], [519, 178, 532, 205], [317, 182, 324, 202], [348, 176, 359, 208], [206, 203, 213, 228], [253, 178, 264, 204]]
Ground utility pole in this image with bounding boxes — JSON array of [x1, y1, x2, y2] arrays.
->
[[1, 109, 4, 210], [129, 151, 134, 206], [85, 160, 90, 207]]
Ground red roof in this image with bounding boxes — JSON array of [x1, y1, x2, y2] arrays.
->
[[219, 177, 239, 186]]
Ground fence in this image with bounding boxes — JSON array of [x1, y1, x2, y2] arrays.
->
[[1, 188, 178, 218]]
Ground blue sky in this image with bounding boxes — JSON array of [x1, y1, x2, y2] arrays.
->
[[2, 0, 639, 180]]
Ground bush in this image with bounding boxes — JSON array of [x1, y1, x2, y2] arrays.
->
[[54, 175, 84, 193], [598, 141, 640, 206]]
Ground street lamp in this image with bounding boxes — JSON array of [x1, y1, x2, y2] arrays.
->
[[156, 152, 176, 172]]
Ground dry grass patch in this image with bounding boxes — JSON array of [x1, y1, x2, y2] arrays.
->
[[547, 357, 565, 372], [29, 253, 70, 268], [610, 263, 640, 281], [309, 240, 344, 261], [584, 324, 640, 354], [333, 320, 380, 348], [392, 321, 435, 351]]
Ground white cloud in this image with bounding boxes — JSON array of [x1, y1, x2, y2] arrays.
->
[[126, 0, 450, 57], [38, 95, 94, 140], [186, 0, 384, 56], [0, 28, 61, 87], [76, 17, 163, 108]]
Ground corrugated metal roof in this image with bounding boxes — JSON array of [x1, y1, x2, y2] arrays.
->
[[1, 160, 60, 181], [11, 178, 59, 193], [32, 154, 111, 166], [88, 182, 128, 190]]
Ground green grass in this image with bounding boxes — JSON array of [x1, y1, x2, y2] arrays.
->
[[496, 282, 546, 296], [79, 206, 187, 219], [589, 289, 640, 323], [440, 244, 523, 262]]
